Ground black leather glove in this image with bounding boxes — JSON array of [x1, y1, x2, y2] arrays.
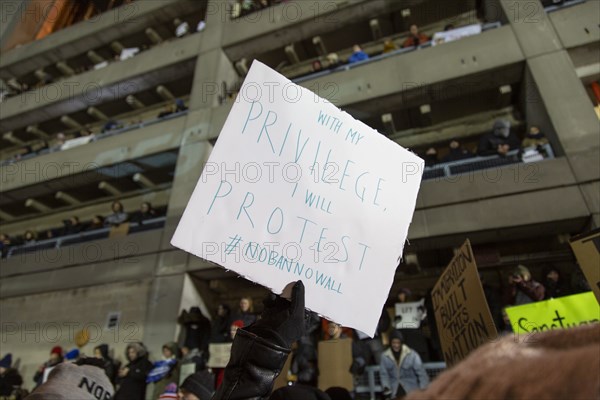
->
[[246, 281, 306, 348]]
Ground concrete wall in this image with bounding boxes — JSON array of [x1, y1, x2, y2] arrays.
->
[[0, 279, 151, 391]]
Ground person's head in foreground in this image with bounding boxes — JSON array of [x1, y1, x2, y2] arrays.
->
[[178, 371, 214, 400]]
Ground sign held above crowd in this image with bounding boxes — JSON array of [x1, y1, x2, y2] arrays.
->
[[431, 239, 498, 367], [171, 61, 424, 336]]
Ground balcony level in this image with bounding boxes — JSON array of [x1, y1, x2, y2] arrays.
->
[[0, 0, 205, 80], [297, 25, 523, 112], [0, 32, 202, 131], [548, 0, 600, 49], [408, 156, 591, 249], [1, 114, 186, 193]]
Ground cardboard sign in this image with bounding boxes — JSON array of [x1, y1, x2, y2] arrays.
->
[[171, 61, 423, 336], [431, 240, 498, 367], [506, 292, 599, 333], [317, 338, 354, 391], [207, 343, 232, 368], [395, 299, 426, 329], [569, 229, 600, 303]]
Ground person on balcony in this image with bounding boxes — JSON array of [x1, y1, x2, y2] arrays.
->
[[442, 140, 474, 163], [403, 24, 430, 48], [105, 201, 129, 226], [348, 45, 369, 64], [521, 125, 549, 149], [477, 119, 520, 157]]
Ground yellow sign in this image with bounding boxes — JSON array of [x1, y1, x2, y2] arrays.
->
[[506, 292, 600, 334]]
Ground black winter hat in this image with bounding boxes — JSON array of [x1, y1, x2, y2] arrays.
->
[[390, 330, 404, 342], [180, 371, 214, 400], [269, 385, 331, 400]]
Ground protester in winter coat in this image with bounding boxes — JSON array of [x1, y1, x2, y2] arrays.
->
[[212, 281, 306, 399], [114, 342, 153, 400], [230, 297, 257, 328], [0, 354, 23, 397], [94, 344, 119, 384], [477, 120, 521, 156], [211, 304, 232, 343], [211, 280, 598, 400], [380, 330, 430, 398], [33, 346, 63, 387], [506, 265, 545, 305], [149, 342, 181, 399]]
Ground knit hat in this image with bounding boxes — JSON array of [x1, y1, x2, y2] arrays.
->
[[325, 387, 353, 400], [0, 353, 11, 369], [64, 348, 80, 361], [158, 382, 178, 399], [50, 346, 63, 356], [390, 330, 404, 342], [27, 362, 114, 400], [269, 385, 332, 400], [231, 319, 244, 329], [180, 371, 214, 400]]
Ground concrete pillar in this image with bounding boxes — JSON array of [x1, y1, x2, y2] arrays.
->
[[60, 115, 82, 129], [55, 191, 80, 205], [156, 85, 175, 100], [98, 181, 122, 196], [284, 44, 300, 64], [26, 125, 48, 139], [142, 274, 186, 356], [500, 0, 562, 58], [25, 198, 51, 212], [189, 50, 238, 110], [110, 41, 125, 54], [145, 28, 163, 45], [87, 106, 109, 121], [313, 36, 327, 56], [133, 173, 155, 188], [3, 131, 24, 145], [56, 61, 75, 77], [126, 95, 145, 109], [86, 50, 106, 64], [381, 113, 396, 136]]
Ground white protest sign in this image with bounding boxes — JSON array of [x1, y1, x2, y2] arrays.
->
[[395, 299, 426, 329], [432, 24, 482, 46], [171, 61, 423, 336]]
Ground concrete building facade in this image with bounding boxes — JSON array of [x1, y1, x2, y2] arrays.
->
[[0, 0, 598, 390]]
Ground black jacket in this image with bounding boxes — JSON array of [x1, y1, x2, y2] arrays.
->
[[114, 356, 153, 400], [212, 328, 290, 400], [0, 368, 23, 396]]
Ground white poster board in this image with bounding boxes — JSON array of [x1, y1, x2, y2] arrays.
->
[[395, 299, 426, 329], [171, 61, 423, 336], [432, 24, 482, 46]]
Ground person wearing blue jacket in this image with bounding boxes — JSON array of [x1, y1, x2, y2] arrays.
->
[[380, 330, 430, 398]]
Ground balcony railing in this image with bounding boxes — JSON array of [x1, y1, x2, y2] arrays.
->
[[3, 216, 166, 259], [0, 110, 188, 167], [423, 144, 555, 181]]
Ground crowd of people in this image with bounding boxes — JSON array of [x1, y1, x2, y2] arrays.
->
[[420, 121, 551, 169], [1, 275, 594, 399], [0, 200, 164, 258]]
